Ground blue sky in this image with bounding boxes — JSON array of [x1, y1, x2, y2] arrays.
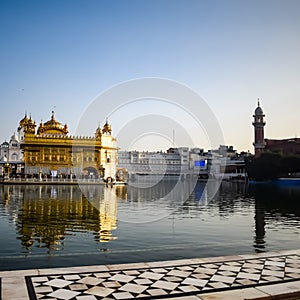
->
[[1, 0, 300, 152]]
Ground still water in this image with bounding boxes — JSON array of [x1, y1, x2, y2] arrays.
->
[[0, 179, 300, 270]]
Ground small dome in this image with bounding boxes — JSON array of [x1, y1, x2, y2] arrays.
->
[[19, 113, 29, 127], [10, 132, 18, 142], [102, 119, 112, 134], [19, 114, 36, 134], [27, 115, 36, 125], [38, 111, 68, 135], [37, 121, 44, 134], [254, 100, 264, 115], [255, 106, 263, 115], [95, 125, 102, 138]]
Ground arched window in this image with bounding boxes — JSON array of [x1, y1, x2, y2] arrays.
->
[[11, 153, 18, 161]]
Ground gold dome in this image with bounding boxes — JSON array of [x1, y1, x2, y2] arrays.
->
[[102, 119, 112, 134], [37, 121, 44, 134], [19, 113, 29, 127], [27, 115, 35, 125], [20, 114, 36, 134], [38, 111, 68, 135], [95, 125, 102, 138]]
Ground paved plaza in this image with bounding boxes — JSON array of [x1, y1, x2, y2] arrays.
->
[[1, 250, 300, 300]]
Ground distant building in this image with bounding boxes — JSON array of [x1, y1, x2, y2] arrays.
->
[[118, 149, 184, 175], [210, 145, 249, 180], [264, 138, 300, 156], [252, 101, 300, 156], [118, 146, 250, 180], [0, 133, 23, 176], [0, 141, 9, 162], [118, 147, 210, 178]]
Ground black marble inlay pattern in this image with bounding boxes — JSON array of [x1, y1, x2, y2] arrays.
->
[[25, 254, 300, 300]]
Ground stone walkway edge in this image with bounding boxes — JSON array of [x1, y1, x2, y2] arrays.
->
[[0, 249, 300, 300]]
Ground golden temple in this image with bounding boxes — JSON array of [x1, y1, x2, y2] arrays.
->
[[18, 111, 118, 180]]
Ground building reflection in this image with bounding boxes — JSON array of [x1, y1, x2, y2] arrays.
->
[[254, 203, 266, 252], [249, 184, 300, 253], [0, 184, 127, 253]]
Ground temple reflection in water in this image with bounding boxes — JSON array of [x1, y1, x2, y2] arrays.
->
[[0, 184, 127, 253]]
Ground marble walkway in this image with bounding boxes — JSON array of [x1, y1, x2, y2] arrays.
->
[[1, 250, 300, 300]]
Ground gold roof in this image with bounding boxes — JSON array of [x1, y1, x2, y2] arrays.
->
[[37, 111, 68, 135]]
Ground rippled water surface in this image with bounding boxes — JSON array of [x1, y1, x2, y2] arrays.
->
[[0, 179, 300, 270]]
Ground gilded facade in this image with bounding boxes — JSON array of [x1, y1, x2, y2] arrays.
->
[[18, 111, 118, 180]]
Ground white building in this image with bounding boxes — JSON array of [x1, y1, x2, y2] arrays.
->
[[118, 150, 182, 175], [118, 147, 210, 177], [117, 146, 249, 180], [0, 141, 9, 162], [209, 145, 249, 180], [0, 133, 24, 176], [8, 132, 23, 162]]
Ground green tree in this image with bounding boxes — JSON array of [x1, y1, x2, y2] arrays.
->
[[245, 153, 282, 181]]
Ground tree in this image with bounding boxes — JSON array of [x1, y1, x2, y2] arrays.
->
[[245, 153, 282, 181]]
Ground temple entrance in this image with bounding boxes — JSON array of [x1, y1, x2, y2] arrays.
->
[[82, 167, 98, 179]]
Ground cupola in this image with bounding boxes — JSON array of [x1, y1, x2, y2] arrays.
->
[[19, 113, 29, 127], [95, 125, 102, 139], [254, 100, 264, 116], [37, 111, 68, 135], [23, 114, 36, 134], [102, 119, 112, 135]]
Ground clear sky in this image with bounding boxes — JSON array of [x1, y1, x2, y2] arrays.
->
[[1, 0, 300, 152]]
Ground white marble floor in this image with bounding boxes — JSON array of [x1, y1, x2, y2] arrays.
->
[[1, 250, 300, 300]]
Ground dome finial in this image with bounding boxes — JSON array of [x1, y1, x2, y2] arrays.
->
[[258, 98, 260, 107]]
